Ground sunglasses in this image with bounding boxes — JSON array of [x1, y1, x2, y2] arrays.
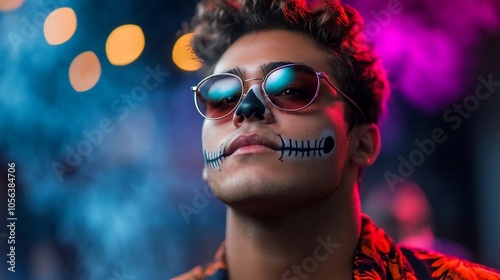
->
[[191, 63, 365, 121]]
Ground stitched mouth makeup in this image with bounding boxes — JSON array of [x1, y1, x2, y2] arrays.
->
[[276, 134, 335, 161], [203, 131, 335, 169]]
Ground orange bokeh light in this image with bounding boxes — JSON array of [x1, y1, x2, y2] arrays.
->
[[172, 33, 202, 72], [69, 51, 101, 92], [44, 7, 77, 45], [0, 0, 24, 11], [105, 24, 145, 66]]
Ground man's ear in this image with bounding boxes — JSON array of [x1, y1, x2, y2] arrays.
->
[[350, 123, 381, 166]]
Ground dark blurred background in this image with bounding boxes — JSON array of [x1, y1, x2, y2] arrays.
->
[[0, 0, 499, 279]]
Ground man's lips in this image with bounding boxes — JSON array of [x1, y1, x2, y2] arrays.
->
[[226, 134, 280, 155]]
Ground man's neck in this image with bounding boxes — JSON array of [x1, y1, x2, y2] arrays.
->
[[225, 182, 362, 280]]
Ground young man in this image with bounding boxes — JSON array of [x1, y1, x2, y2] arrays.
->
[[175, 0, 500, 279]]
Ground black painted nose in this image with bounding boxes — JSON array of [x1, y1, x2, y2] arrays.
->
[[235, 88, 266, 118]]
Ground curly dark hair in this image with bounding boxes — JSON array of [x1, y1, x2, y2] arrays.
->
[[188, 0, 390, 126]]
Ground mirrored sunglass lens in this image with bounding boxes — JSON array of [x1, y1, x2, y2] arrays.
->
[[196, 75, 242, 118], [264, 66, 318, 110]]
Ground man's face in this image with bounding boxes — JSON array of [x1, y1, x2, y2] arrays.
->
[[201, 29, 353, 213]]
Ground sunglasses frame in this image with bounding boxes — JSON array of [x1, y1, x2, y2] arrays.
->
[[191, 63, 366, 122]]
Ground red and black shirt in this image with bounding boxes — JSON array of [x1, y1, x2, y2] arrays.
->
[[174, 215, 500, 279]]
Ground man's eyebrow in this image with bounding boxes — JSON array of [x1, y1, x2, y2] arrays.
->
[[259, 61, 296, 75], [224, 67, 245, 76], [221, 61, 297, 77]]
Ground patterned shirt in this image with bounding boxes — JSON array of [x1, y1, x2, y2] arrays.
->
[[173, 215, 500, 279]]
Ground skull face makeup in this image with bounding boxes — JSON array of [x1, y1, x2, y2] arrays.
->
[[234, 84, 270, 119], [203, 130, 336, 170], [200, 30, 354, 209], [203, 82, 337, 170], [276, 131, 335, 161]]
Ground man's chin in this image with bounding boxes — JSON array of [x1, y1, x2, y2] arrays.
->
[[210, 183, 317, 218]]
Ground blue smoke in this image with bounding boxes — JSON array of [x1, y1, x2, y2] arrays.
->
[[1, 1, 224, 279]]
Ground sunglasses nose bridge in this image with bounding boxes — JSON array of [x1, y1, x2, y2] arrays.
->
[[235, 77, 266, 107], [243, 77, 265, 83], [241, 77, 265, 95]]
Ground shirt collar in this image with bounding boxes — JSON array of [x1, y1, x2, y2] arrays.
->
[[176, 215, 417, 280]]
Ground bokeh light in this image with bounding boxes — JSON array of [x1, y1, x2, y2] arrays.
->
[[0, 0, 24, 11], [69, 51, 101, 92], [105, 24, 145, 66], [43, 7, 78, 45], [172, 33, 202, 71]]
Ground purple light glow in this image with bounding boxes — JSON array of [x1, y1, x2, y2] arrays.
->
[[349, 0, 500, 114], [377, 22, 463, 113]]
